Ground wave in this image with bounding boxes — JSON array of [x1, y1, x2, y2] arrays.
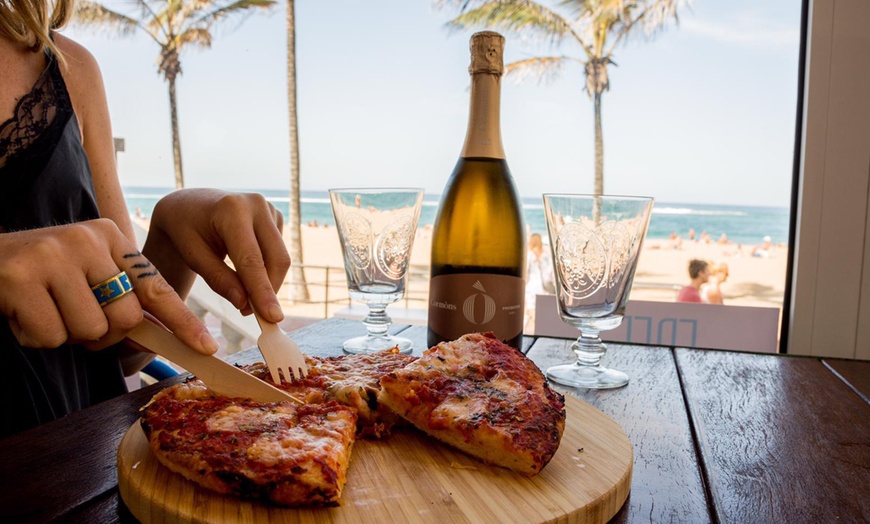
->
[[653, 207, 747, 217], [295, 198, 441, 206]]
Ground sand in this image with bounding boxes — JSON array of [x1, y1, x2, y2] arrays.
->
[[285, 225, 788, 317], [133, 216, 787, 322]]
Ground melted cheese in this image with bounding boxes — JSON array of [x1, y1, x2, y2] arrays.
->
[[248, 425, 344, 466], [206, 404, 293, 433]]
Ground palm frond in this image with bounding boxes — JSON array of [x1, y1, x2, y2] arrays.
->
[[630, 0, 691, 36], [72, 1, 141, 36], [437, 0, 590, 54], [180, 0, 220, 20], [590, 0, 690, 51], [177, 27, 212, 49], [504, 55, 579, 85], [193, 0, 276, 30]]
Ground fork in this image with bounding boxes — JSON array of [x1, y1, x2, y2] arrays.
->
[[253, 310, 308, 383]]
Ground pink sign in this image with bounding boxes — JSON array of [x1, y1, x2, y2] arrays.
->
[[534, 295, 780, 353]]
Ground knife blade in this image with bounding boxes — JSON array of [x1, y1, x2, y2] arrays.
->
[[128, 322, 302, 404]]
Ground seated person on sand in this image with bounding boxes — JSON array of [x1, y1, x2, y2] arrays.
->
[[701, 262, 728, 305], [752, 236, 773, 258], [677, 259, 710, 303], [668, 232, 683, 250]]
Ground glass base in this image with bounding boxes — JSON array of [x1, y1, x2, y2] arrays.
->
[[342, 335, 413, 355], [546, 362, 629, 389]]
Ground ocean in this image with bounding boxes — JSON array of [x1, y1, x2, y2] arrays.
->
[[124, 186, 790, 247]]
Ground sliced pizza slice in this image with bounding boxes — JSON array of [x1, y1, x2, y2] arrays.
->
[[377, 332, 566, 476], [140, 381, 357, 507], [245, 348, 417, 438]]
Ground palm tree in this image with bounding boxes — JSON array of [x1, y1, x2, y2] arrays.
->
[[438, 0, 689, 198], [73, 0, 276, 189], [285, 0, 309, 301]]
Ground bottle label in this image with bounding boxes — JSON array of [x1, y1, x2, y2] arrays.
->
[[429, 273, 524, 343]]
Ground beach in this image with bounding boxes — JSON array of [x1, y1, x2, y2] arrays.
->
[[283, 224, 788, 316], [131, 215, 787, 341]]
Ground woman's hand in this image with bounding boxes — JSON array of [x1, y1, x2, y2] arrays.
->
[[0, 219, 218, 354], [144, 189, 291, 323]]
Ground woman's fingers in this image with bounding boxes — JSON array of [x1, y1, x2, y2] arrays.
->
[[117, 249, 218, 355], [183, 193, 289, 322], [223, 222, 283, 322], [255, 203, 291, 292], [219, 198, 289, 322], [0, 219, 219, 354], [8, 289, 67, 348], [51, 269, 116, 344], [147, 189, 290, 323]]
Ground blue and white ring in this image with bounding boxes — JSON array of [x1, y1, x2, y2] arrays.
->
[[91, 271, 134, 307]]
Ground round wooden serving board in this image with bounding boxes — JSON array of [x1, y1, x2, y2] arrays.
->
[[118, 395, 632, 523]]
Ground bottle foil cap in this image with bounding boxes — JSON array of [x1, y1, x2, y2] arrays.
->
[[469, 31, 504, 75]]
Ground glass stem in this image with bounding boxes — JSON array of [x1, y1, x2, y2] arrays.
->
[[363, 305, 392, 338], [572, 328, 606, 367]]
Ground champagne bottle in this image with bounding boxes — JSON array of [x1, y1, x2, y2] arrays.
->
[[428, 31, 526, 349]]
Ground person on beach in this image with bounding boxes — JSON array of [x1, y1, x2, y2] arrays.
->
[[701, 262, 728, 305], [0, 1, 290, 438], [752, 236, 773, 258], [676, 259, 710, 303]]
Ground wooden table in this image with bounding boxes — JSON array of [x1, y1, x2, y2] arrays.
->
[[1, 318, 868, 523]]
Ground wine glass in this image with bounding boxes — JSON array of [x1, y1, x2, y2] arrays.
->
[[328, 188, 424, 354], [542, 194, 654, 389]]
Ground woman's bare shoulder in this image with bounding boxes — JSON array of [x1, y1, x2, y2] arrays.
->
[[54, 34, 102, 76], [53, 34, 106, 99], [52, 33, 109, 130]]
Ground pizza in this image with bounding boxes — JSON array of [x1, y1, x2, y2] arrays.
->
[[243, 348, 417, 438], [139, 380, 356, 506], [138, 334, 566, 507], [377, 332, 566, 476]]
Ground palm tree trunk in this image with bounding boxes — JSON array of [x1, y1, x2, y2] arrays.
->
[[168, 74, 184, 189], [593, 90, 604, 222], [593, 90, 604, 196], [286, 0, 309, 302]]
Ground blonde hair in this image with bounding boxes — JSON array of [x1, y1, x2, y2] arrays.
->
[[0, 0, 74, 62]]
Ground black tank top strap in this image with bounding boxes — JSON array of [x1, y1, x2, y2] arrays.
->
[[0, 51, 94, 232]]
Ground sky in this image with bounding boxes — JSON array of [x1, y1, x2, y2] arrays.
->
[[63, 0, 802, 207]]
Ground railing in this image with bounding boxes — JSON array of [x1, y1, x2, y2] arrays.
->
[[279, 263, 675, 321], [278, 263, 430, 320]]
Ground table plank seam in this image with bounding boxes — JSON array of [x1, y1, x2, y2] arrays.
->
[[820, 359, 870, 406], [672, 348, 721, 524]]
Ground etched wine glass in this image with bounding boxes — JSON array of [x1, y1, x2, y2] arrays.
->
[[543, 194, 654, 389], [329, 188, 424, 354]]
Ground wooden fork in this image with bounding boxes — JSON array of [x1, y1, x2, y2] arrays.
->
[[253, 310, 308, 383]]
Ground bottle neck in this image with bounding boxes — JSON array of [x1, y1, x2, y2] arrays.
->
[[461, 72, 505, 159]]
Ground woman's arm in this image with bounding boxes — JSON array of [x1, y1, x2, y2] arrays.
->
[[55, 34, 135, 244]]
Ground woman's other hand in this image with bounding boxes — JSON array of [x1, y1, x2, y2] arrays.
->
[[145, 189, 290, 323], [0, 219, 218, 354]]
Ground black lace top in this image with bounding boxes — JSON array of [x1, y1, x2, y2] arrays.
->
[[0, 53, 127, 439]]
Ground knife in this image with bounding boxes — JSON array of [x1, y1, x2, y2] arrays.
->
[[127, 321, 302, 404]]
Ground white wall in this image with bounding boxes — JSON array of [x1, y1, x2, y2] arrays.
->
[[789, 0, 870, 360]]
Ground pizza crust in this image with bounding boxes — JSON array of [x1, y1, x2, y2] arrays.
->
[[140, 384, 356, 507], [377, 332, 566, 476]]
